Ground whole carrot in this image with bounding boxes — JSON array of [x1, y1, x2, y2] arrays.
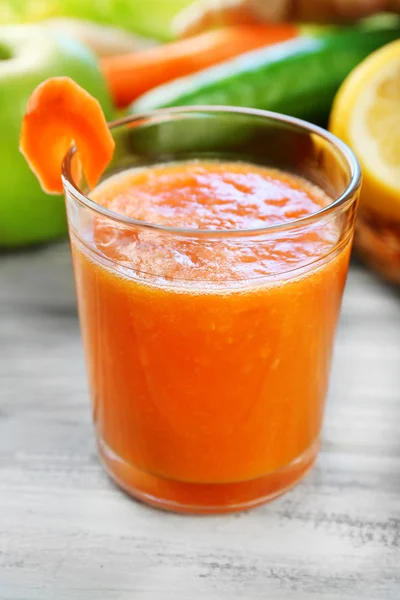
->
[[101, 24, 298, 108]]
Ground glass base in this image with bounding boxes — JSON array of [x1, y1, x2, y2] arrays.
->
[[98, 437, 319, 514]]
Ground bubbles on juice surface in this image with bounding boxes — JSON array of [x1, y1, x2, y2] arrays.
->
[[89, 161, 339, 283]]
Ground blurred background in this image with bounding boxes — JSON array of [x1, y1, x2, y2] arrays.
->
[[1, 0, 399, 281], [0, 0, 190, 39]]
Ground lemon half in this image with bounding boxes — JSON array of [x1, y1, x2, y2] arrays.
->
[[330, 39, 400, 220]]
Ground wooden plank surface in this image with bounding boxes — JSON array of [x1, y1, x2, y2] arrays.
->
[[1, 241, 400, 600]]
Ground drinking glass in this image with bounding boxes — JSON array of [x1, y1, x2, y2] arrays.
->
[[63, 107, 360, 514]]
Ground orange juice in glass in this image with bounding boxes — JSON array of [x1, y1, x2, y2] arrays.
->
[[63, 108, 360, 513]]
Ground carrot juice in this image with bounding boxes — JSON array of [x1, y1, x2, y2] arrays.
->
[[68, 155, 357, 513]]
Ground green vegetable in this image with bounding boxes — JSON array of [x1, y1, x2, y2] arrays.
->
[[131, 24, 400, 124], [0, 0, 191, 41]]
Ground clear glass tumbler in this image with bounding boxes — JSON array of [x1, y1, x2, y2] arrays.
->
[[63, 107, 360, 514]]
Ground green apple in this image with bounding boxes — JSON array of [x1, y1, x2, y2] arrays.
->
[[0, 24, 114, 248]]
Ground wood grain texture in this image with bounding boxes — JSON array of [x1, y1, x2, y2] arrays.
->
[[1, 241, 400, 600]]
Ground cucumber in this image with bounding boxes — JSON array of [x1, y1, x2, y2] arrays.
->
[[131, 25, 400, 124]]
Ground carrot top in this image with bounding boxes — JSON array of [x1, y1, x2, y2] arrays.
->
[[20, 76, 115, 195]]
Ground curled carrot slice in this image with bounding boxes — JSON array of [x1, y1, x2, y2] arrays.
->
[[20, 76, 115, 195]]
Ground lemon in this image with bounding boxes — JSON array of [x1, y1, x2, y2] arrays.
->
[[330, 39, 400, 221]]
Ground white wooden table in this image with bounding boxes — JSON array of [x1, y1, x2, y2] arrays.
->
[[1, 241, 400, 600]]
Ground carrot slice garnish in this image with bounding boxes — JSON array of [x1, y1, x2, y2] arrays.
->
[[20, 76, 115, 195]]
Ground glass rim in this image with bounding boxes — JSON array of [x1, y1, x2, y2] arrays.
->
[[62, 105, 361, 239]]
